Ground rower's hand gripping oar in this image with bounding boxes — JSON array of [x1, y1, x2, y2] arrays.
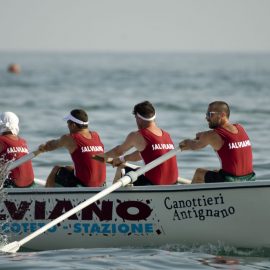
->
[[0, 150, 41, 189], [92, 155, 140, 170], [0, 146, 180, 253]]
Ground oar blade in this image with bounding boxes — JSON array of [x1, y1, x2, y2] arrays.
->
[[0, 241, 20, 253]]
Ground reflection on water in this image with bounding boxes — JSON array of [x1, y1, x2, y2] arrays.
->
[[1, 245, 270, 270]]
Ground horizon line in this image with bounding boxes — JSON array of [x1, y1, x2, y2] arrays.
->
[[0, 49, 270, 54]]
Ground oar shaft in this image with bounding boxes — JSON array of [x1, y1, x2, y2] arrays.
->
[[6, 150, 40, 171], [19, 147, 180, 247], [135, 147, 180, 176], [2, 146, 180, 252]]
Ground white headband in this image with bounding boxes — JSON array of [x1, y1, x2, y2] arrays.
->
[[64, 114, 89, 125], [136, 112, 156, 121]]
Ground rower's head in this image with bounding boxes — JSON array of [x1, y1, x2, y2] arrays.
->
[[133, 101, 156, 129], [0, 112, 19, 135], [64, 109, 89, 131], [206, 101, 230, 129]]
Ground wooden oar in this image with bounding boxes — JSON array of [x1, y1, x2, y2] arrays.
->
[[0, 146, 180, 253], [0, 150, 41, 189]]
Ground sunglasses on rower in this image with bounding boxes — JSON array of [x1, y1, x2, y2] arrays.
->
[[206, 111, 219, 118]]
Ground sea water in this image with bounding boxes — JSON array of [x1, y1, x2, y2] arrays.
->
[[0, 52, 270, 269]]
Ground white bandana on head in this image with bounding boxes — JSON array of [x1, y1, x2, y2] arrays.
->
[[0, 112, 19, 135], [63, 114, 89, 125], [136, 112, 156, 121]]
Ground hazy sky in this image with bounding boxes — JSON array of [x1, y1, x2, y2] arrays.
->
[[1, 0, 269, 52]]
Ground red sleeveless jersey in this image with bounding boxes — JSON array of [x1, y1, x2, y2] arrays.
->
[[0, 135, 34, 187], [71, 131, 106, 187], [139, 128, 178, 185], [215, 124, 253, 176]]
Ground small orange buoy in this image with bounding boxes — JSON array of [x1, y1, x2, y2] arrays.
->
[[7, 64, 21, 74]]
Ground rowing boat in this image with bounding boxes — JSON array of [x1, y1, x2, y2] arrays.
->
[[0, 180, 269, 251]]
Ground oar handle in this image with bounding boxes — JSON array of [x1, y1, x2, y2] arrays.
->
[[34, 178, 46, 187], [6, 150, 41, 171], [177, 177, 192, 184]]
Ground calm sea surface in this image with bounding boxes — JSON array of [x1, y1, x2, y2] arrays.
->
[[0, 52, 270, 269]]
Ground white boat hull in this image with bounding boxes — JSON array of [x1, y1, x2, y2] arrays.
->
[[0, 181, 269, 251]]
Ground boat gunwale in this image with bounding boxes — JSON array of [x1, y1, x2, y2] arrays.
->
[[3, 180, 270, 195]]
